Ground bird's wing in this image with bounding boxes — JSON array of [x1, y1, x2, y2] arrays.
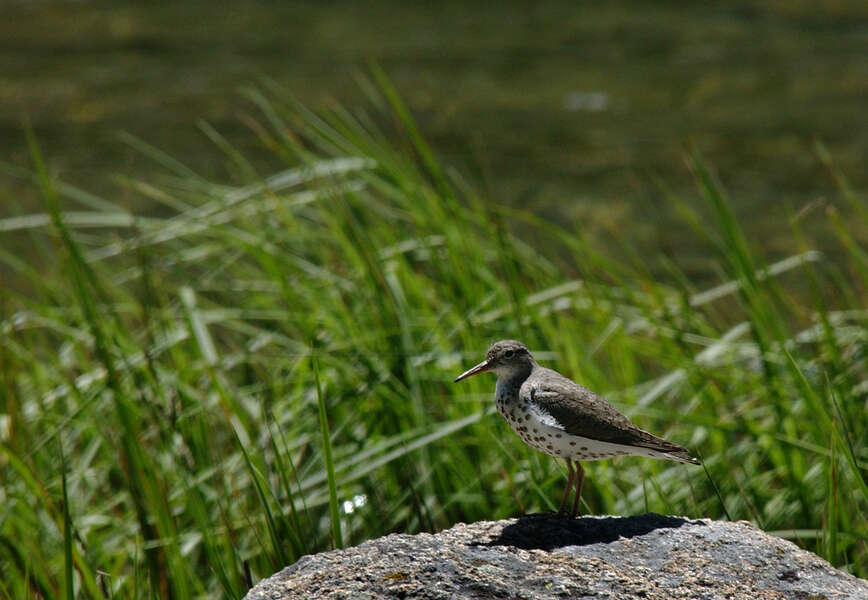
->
[[520, 367, 691, 455]]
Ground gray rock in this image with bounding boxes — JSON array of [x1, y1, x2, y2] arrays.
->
[[244, 513, 868, 600]]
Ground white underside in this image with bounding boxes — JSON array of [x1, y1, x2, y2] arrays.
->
[[519, 420, 686, 462]]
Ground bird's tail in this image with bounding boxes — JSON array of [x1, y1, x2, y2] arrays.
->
[[662, 449, 700, 465], [635, 427, 701, 465]]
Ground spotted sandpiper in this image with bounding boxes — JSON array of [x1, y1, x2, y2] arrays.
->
[[454, 340, 699, 518]]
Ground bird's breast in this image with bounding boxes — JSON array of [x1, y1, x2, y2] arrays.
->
[[494, 378, 538, 439], [494, 378, 521, 417]]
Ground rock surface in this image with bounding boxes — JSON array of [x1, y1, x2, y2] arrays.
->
[[244, 513, 868, 600]]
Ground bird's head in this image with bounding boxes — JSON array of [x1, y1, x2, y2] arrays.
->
[[454, 339, 536, 382]]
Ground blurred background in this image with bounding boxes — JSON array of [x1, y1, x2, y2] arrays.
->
[[4, 1, 867, 271]]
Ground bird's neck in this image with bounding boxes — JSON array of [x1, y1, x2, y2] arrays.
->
[[494, 364, 534, 417], [496, 362, 535, 388]]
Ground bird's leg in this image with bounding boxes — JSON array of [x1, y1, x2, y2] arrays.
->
[[558, 459, 576, 515], [569, 463, 585, 519]]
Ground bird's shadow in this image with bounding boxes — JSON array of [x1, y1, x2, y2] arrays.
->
[[478, 512, 700, 551]]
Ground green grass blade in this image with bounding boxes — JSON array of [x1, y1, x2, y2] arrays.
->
[[314, 352, 343, 549], [60, 448, 74, 600]]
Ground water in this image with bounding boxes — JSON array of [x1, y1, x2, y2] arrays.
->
[[3, 1, 866, 273]]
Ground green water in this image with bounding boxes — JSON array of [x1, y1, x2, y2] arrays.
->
[[3, 1, 867, 272]]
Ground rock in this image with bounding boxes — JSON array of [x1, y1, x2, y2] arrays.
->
[[244, 513, 868, 600]]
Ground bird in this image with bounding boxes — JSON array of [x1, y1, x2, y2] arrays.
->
[[454, 339, 699, 518]]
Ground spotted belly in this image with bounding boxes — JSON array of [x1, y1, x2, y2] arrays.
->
[[496, 396, 635, 462]]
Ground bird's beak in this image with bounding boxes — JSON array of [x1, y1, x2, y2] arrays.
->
[[454, 359, 491, 382]]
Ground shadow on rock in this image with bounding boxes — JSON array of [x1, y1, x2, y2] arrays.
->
[[482, 513, 701, 551]]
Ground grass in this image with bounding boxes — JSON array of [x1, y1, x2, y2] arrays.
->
[[1, 79, 866, 598]]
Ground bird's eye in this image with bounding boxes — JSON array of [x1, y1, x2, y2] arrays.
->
[[504, 350, 515, 359]]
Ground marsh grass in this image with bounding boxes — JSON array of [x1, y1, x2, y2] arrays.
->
[[1, 82, 866, 598]]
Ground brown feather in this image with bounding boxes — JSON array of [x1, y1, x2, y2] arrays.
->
[[521, 366, 698, 463]]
